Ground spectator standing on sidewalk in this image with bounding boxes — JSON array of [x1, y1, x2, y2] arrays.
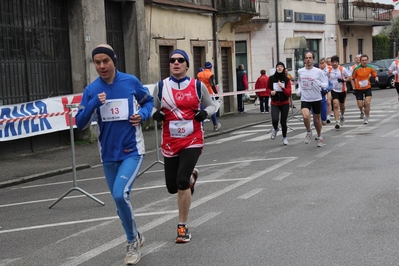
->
[[297, 51, 329, 147], [197, 61, 221, 131], [254, 69, 270, 113], [269, 62, 292, 145], [75, 44, 154, 265], [152, 49, 216, 244], [236, 64, 248, 113]]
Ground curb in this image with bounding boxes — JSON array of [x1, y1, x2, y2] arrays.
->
[[0, 164, 91, 189]]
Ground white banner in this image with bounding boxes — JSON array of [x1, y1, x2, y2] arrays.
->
[[0, 94, 83, 142]]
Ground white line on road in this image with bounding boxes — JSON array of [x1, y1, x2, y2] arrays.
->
[[57, 157, 297, 266], [1, 158, 293, 208], [205, 133, 257, 144], [298, 160, 315, 167], [189, 212, 221, 227], [272, 172, 293, 181], [315, 150, 333, 158], [237, 188, 264, 199]]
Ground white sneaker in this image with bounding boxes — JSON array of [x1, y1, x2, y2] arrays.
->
[[124, 240, 140, 265], [283, 138, 289, 145], [364, 117, 369, 124], [271, 129, 278, 140], [304, 131, 312, 144], [213, 123, 221, 131], [340, 116, 345, 126], [316, 137, 324, 147], [335, 122, 340, 130]]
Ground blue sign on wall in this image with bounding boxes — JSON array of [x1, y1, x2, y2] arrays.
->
[[295, 12, 325, 23]]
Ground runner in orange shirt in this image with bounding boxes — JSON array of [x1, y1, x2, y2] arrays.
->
[[352, 54, 379, 124]]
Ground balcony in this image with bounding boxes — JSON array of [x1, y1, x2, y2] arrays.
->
[[216, 0, 258, 29], [337, 1, 394, 26], [216, 0, 257, 15], [252, 0, 270, 22]]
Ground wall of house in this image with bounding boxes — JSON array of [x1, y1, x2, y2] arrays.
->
[[144, 5, 215, 83]]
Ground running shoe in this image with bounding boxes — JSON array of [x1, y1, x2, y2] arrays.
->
[[360, 112, 364, 119], [316, 137, 324, 147], [213, 123, 221, 131], [322, 120, 327, 125], [190, 168, 199, 195], [124, 235, 144, 266], [326, 118, 331, 124], [364, 117, 369, 124], [283, 138, 289, 145], [304, 131, 312, 144], [271, 129, 278, 140], [340, 116, 345, 126], [176, 224, 191, 243], [335, 122, 340, 130]]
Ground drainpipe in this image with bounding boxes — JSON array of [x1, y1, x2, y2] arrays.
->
[[275, 0, 280, 62], [212, 0, 219, 83]]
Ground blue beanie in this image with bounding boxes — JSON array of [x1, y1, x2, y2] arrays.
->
[[198, 67, 204, 72], [205, 62, 213, 69], [170, 49, 189, 68]]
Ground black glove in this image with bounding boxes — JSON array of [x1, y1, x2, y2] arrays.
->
[[152, 109, 165, 121], [374, 80, 379, 86], [321, 90, 327, 96], [193, 110, 208, 122], [337, 78, 345, 83]]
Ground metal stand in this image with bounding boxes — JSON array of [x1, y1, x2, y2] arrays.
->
[[137, 121, 164, 177], [49, 105, 105, 209], [287, 94, 303, 123]]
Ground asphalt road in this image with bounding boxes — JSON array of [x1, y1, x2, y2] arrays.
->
[[1, 88, 399, 266]]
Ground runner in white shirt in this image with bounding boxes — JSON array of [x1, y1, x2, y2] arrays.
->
[[297, 51, 329, 147], [388, 58, 399, 101], [328, 55, 352, 130]]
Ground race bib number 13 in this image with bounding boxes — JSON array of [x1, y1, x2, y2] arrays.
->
[[100, 99, 129, 122]]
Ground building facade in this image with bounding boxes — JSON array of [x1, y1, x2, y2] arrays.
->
[[235, 0, 393, 83], [0, 0, 257, 155]]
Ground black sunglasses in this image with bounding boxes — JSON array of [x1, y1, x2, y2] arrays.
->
[[169, 57, 186, 64]]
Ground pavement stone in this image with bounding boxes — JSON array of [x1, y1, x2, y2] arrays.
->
[[0, 101, 300, 188]]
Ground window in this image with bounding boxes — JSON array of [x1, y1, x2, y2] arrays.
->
[[358, 39, 363, 55], [235, 41, 247, 69]]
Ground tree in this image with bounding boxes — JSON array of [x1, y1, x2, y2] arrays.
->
[[376, 15, 399, 58]]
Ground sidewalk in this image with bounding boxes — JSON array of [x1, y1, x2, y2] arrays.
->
[[0, 101, 299, 188]]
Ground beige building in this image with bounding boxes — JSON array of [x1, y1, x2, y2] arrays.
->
[[235, 0, 393, 82]]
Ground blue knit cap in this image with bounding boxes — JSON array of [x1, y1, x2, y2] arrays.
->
[[205, 62, 212, 69], [170, 49, 190, 68]]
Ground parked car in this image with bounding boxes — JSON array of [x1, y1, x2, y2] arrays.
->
[[372, 58, 395, 69], [340, 62, 395, 90]]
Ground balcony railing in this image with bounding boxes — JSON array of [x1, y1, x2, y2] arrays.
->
[[216, 0, 257, 14], [337, 2, 393, 22]]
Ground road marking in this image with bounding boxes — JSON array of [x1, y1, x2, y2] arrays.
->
[[273, 172, 293, 181], [0, 158, 294, 208], [237, 188, 264, 199], [206, 133, 256, 144], [55, 157, 298, 266], [298, 160, 315, 167], [190, 212, 221, 227], [382, 128, 399, 137], [315, 150, 332, 158]]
